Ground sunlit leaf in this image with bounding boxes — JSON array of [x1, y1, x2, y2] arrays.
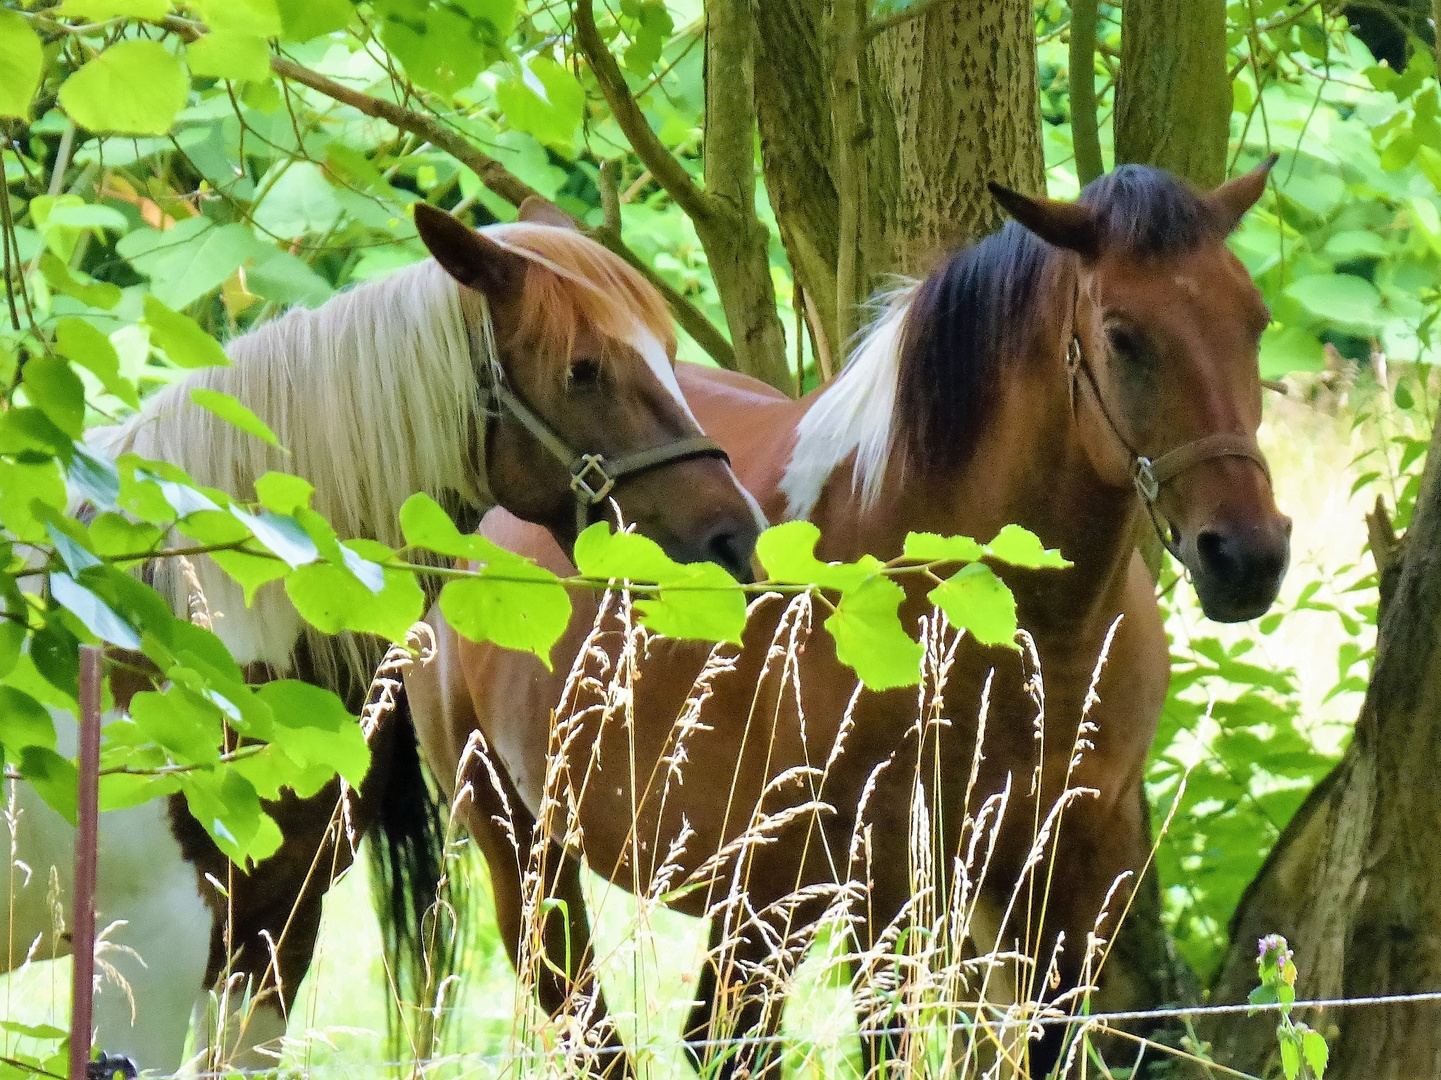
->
[[0, 10, 43, 120], [928, 563, 1018, 648], [58, 40, 189, 136], [825, 574, 922, 690], [191, 388, 283, 449], [143, 295, 231, 368], [440, 571, 571, 665]]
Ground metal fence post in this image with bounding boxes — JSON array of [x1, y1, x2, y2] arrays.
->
[[69, 645, 103, 1080]]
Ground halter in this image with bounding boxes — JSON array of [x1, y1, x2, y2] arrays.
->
[[488, 375, 730, 536], [1064, 287, 1272, 561]]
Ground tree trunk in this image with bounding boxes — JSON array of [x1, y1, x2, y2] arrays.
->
[[753, 0, 1043, 366], [1202, 425, 1441, 1076], [1114, 0, 1230, 189]]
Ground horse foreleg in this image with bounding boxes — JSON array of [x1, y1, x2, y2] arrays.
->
[[462, 761, 631, 1076]]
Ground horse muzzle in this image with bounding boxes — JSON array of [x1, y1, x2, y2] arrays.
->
[[1182, 513, 1292, 622]]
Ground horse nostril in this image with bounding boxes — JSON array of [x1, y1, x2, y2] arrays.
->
[[1195, 529, 1235, 578], [708, 529, 756, 584]]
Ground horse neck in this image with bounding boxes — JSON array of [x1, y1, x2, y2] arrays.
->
[[809, 269, 1143, 635]]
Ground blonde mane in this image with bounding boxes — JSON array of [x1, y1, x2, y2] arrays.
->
[[89, 222, 669, 690], [779, 283, 917, 520]]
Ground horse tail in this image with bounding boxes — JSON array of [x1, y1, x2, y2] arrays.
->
[[368, 683, 468, 1060]]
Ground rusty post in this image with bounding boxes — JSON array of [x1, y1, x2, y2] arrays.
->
[[69, 645, 103, 1080]]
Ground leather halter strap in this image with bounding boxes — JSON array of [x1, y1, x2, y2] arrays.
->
[[489, 379, 730, 535], [1064, 293, 1272, 559]]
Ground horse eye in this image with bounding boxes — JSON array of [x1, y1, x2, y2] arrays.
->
[[1105, 325, 1143, 361], [568, 359, 604, 387]]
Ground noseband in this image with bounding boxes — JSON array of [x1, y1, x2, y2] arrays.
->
[[489, 378, 730, 535], [1064, 299, 1271, 561]]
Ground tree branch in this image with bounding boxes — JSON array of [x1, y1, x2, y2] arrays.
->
[[833, 0, 865, 350], [270, 56, 542, 207], [572, 0, 714, 223], [269, 55, 737, 370], [1069, 0, 1104, 185]]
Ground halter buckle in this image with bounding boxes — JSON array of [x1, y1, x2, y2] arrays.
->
[[1133, 457, 1160, 502], [571, 454, 616, 503]]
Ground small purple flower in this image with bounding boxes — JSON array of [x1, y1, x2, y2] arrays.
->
[[1258, 933, 1292, 967]]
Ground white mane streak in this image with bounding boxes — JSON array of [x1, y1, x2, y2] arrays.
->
[[780, 283, 917, 520]]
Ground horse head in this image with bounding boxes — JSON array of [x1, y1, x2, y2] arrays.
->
[[990, 160, 1291, 622], [414, 201, 762, 582]]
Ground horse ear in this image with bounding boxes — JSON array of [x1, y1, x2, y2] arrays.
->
[[518, 196, 578, 230], [414, 202, 530, 302], [987, 183, 1099, 257], [1204, 153, 1278, 234]]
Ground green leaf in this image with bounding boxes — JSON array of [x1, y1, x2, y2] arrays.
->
[[928, 563, 1018, 648], [756, 521, 879, 591], [229, 507, 318, 568], [190, 388, 283, 449], [187, 33, 272, 82], [58, 40, 189, 136], [190, 0, 282, 36], [824, 575, 922, 690], [256, 680, 369, 787], [1279, 1035, 1300, 1080], [439, 571, 571, 665], [129, 689, 223, 764], [69, 448, 121, 515], [902, 532, 984, 563], [122, 220, 264, 312], [55, 318, 139, 408], [0, 461, 67, 542], [179, 767, 279, 867], [496, 54, 585, 148], [284, 562, 424, 642], [375, 0, 516, 95], [0, 10, 43, 120], [984, 524, 1070, 568], [56, 0, 169, 18], [143, 295, 231, 368], [39, 253, 122, 310], [20, 746, 78, 826], [23, 356, 85, 438], [50, 572, 142, 649], [1284, 274, 1384, 332], [0, 688, 57, 756], [46, 522, 100, 576], [254, 472, 313, 515], [210, 549, 288, 604], [1302, 1029, 1329, 1079], [399, 491, 510, 562], [276, 0, 352, 40], [573, 525, 746, 642]]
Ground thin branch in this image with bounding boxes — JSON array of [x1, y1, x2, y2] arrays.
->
[[865, 0, 954, 41], [833, 0, 865, 349], [598, 158, 622, 234], [1068, 0, 1104, 185], [572, 0, 713, 223], [269, 56, 543, 208]]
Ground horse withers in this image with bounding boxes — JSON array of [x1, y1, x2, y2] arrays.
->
[[4, 200, 763, 1073], [401, 160, 1289, 1078]]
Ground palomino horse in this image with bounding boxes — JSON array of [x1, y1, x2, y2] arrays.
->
[[401, 162, 1291, 1076], [4, 201, 763, 1072]]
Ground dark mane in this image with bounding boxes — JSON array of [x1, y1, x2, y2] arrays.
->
[[893, 165, 1221, 475]]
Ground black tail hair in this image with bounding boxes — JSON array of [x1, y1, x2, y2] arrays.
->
[[368, 685, 469, 1059]]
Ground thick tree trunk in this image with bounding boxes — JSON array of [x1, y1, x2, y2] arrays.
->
[[753, 0, 1042, 365], [1202, 428, 1441, 1076], [1114, 0, 1230, 189]]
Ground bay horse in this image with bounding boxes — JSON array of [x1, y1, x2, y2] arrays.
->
[[400, 162, 1290, 1076], [3, 201, 762, 1072]]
